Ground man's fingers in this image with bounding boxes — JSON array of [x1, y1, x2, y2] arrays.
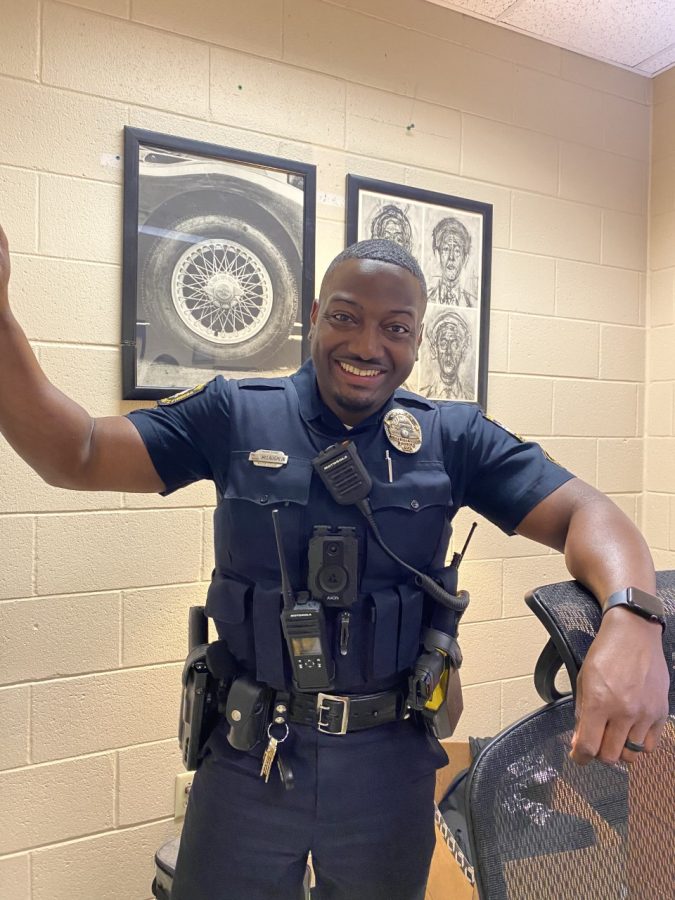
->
[[570, 684, 607, 765]]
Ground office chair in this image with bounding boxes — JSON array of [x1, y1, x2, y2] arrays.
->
[[464, 572, 675, 900]]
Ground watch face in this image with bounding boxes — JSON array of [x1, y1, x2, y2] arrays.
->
[[627, 588, 664, 618]]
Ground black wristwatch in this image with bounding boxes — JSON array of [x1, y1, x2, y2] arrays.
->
[[602, 587, 666, 631]]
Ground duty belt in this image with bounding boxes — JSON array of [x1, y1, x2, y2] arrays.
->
[[288, 688, 408, 735]]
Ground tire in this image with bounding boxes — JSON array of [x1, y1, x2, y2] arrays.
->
[[140, 213, 299, 364]]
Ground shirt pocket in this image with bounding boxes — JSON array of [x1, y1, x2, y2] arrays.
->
[[366, 462, 453, 577]]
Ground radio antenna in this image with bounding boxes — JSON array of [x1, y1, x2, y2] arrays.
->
[[272, 508, 296, 611]]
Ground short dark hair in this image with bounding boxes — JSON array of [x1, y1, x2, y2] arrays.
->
[[321, 239, 427, 302]]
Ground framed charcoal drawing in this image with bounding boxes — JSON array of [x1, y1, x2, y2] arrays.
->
[[346, 175, 491, 409], [122, 127, 316, 399]]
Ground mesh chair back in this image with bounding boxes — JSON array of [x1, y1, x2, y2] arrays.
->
[[465, 573, 675, 899]]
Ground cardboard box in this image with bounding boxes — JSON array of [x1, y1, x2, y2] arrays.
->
[[425, 741, 479, 900]]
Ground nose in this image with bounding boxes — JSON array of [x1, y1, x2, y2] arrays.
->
[[347, 323, 383, 361]]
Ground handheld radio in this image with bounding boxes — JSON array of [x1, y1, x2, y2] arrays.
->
[[272, 509, 334, 692]]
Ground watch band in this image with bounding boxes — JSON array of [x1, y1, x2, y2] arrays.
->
[[602, 587, 666, 631]]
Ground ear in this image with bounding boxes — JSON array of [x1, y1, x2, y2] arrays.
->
[[310, 298, 320, 327], [415, 324, 424, 361]]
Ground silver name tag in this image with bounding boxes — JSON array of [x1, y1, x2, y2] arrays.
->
[[248, 449, 289, 468]]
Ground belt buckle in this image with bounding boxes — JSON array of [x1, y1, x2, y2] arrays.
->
[[317, 693, 350, 735]]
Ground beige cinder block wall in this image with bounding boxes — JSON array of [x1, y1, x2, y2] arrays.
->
[[646, 67, 675, 568], [0, 1, 653, 898]]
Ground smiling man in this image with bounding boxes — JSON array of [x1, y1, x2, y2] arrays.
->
[[0, 229, 669, 900]]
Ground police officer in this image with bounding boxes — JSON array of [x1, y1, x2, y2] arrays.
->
[[0, 225, 669, 900]]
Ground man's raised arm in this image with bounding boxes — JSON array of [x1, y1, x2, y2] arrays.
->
[[516, 478, 669, 766], [0, 224, 164, 493]]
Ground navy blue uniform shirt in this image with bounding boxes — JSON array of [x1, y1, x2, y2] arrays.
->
[[127, 360, 573, 691]]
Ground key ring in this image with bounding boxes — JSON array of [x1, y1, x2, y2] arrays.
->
[[267, 721, 289, 744]]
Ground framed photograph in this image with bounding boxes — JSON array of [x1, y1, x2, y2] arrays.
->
[[122, 127, 316, 399], [346, 175, 492, 409]]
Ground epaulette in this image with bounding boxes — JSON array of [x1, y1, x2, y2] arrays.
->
[[237, 378, 287, 390], [392, 388, 436, 410]]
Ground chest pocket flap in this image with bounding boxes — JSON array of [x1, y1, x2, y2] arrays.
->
[[368, 461, 452, 513], [224, 452, 312, 507]]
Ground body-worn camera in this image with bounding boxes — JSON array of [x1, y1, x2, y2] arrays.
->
[[308, 525, 359, 607]]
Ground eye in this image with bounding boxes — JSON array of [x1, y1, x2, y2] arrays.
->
[[386, 323, 411, 335], [329, 312, 354, 323]]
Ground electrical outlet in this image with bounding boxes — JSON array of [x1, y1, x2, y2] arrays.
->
[[174, 771, 194, 821]]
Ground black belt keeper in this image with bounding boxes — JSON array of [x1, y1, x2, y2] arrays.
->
[[289, 688, 408, 735]]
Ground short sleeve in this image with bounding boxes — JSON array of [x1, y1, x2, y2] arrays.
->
[[126, 377, 230, 494], [441, 405, 575, 534]]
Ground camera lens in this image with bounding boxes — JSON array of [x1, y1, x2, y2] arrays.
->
[[327, 543, 339, 555]]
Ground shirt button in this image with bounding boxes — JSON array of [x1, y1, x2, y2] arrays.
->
[[410, 499, 420, 510], [259, 494, 268, 504]]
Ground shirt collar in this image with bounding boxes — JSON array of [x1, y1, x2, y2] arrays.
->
[[291, 359, 434, 435]]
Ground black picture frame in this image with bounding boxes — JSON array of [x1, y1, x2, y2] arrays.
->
[[346, 175, 492, 409], [122, 127, 316, 399]]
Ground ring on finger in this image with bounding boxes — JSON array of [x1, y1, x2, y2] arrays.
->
[[624, 738, 645, 753]]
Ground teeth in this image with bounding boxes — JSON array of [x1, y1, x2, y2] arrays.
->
[[339, 362, 380, 377]]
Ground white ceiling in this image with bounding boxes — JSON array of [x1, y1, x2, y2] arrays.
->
[[427, 0, 675, 77]]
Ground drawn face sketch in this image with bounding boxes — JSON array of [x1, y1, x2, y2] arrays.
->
[[370, 204, 413, 253], [432, 217, 471, 291], [430, 311, 471, 385]]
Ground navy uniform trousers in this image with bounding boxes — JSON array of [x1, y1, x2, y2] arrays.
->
[[171, 716, 448, 900]]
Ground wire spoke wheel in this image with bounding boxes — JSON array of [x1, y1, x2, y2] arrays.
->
[[171, 238, 274, 345]]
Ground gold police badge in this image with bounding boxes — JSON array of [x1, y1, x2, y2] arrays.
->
[[383, 409, 422, 454]]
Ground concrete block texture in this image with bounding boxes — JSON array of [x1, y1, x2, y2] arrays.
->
[[509, 314, 599, 378], [39, 346, 121, 419], [559, 142, 648, 215], [646, 381, 674, 436], [649, 268, 675, 327], [284, 0, 515, 122], [461, 117, 558, 195], [133, 0, 283, 58], [599, 325, 645, 382], [9, 255, 121, 346], [486, 373, 553, 436], [31, 664, 182, 762], [346, 85, 461, 172], [35, 509, 203, 595], [649, 154, 675, 217], [643, 493, 670, 550], [30, 819, 177, 900], [38, 175, 121, 265], [0, 167, 38, 254], [0, 685, 30, 770], [122, 582, 210, 666], [601, 94, 651, 162], [211, 47, 346, 147], [553, 381, 638, 436], [649, 325, 675, 381], [459, 615, 545, 685], [452, 680, 501, 742], [511, 193, 601, 263], [0, 76, 125, 182], [0, 853, 30, 900], [598, 438, 644, 493], [556, 259, 641, 325], [645, 438, 675, 493], [117, 739, 184, 826], [491, 250, 555, 315], [0, 516, 33, 601], [513, 67, 604, 146], [560, 50, 650, 104], [458, 559, 503, 623], [0, 754, 114, 854], [62, 1, 130, 15], [502, 553, 569, 619], [42, 1, 209, 116], [0, 0, 38, 81], [601, 209, 647, 270], [533, 436, 598, 486], [0, 593, 120, 685]]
